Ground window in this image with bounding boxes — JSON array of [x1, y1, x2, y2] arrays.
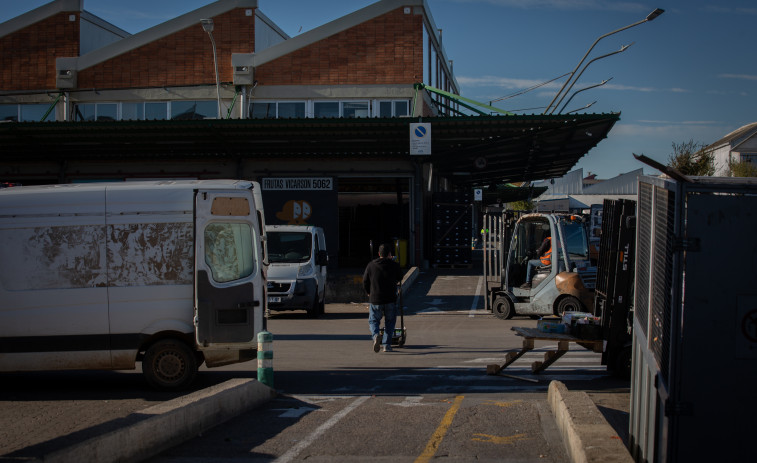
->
[[145, 102, 168, 120], [278, 102, 305, 118], [21, 104, 52, 122], [251, 102, 276, 119], [314, 102, 339, 118], [250, 101, 306, 119], [73, 103, 117, 121], [342, 101, 369, 118], [171, 100, 217, 120], [204, 223, 255, 283], [121, 103, 144, 121], [267, 231, 312, 263], [0, 105, 18, 122], [379, 101, 409, 117]]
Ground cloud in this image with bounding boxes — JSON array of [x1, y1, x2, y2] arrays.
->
[[718, 74, 757, 81], [459, 75, 690, 95], [456, 75, 561, 90], [703, 6, 757, 15]]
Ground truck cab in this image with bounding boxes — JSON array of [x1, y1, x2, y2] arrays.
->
[[265, 225, 327, 318], [492, 213, 595, 319]]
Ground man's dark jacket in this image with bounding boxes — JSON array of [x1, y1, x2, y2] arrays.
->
[[363, 257, 402, 304]]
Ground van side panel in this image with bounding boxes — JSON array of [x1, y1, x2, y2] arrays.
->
[[0, 187, 111, 371], [104, 187, 196, 368]]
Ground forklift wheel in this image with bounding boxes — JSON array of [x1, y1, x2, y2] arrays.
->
[[493, 296, 515, 320]]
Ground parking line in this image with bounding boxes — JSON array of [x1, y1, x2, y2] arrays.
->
[[469, 276, 483, 317], [273, 395, 370, 463], [414, 395, 464, 463]]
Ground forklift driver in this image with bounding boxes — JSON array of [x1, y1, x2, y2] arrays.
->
[[523, 232, 552, 288]]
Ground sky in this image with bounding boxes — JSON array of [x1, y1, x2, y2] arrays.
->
[[2, 0, 756, 179]]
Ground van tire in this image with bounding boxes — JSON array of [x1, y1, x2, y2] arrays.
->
[[143, 339, 198, 390], [306, 295, 319, 319]]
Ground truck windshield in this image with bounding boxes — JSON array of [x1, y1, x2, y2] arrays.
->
[[267, 232, 312, 263], [561, 220, 589, 260]]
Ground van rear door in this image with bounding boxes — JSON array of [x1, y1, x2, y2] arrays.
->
[[194, 190, 263, 349]]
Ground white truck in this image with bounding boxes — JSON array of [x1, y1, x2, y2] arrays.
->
[[0, 180, 268, 390], [265, 225, 327, 318]]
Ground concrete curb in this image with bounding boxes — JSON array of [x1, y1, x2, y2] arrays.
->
[[548, 380, 632, 463], [400, 266, 419, 296], [42, 378, 276, 463]]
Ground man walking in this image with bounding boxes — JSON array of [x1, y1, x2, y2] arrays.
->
[[363, 243, 402, 352]]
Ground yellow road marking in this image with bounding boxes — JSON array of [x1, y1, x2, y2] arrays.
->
[[483, 399, 523, 408], [472, 433, 529, 445], [414, 395, 464, 463]]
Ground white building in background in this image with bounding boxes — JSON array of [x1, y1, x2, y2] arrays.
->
[[532, 168, 642, 212], [708, 122, 757, 176]]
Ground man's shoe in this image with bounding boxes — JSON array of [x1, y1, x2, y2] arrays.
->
[[373, 335, 381, 353], [382, 344, 393, 352]]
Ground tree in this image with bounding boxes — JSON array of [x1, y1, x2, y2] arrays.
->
[[727, 158, 757, 177], [509, 199, 534, 211], [667, 140, 715, 176]]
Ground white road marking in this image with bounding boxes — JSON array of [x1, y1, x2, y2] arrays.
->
[[389, 396, 433, 407], [469, 276, 483, 318], [272, 395, 370, 463]]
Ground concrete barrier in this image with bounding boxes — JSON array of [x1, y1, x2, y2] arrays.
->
[[548, 380, 632, 463], [42, 379, 276, 463]]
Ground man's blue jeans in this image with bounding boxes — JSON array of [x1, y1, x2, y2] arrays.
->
[[369, 302, 397, 345]]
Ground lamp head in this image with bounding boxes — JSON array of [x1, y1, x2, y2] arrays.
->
[[201, 18, 214, 32], [646, 8, 664, 21]]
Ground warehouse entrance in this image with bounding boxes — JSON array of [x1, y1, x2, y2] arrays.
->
[[337, 176, 411, 268]]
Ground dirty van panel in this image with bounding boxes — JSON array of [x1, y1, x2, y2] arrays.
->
[[194, 191, 262, 349], [0, 225, 106, 290], [106, 223, 193, 286]]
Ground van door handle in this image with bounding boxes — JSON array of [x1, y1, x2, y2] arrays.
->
[[237, 301, 260, 309]]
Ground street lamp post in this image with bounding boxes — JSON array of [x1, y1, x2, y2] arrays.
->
[[552, 43, 633, 114], [201, 19, 222, 119], [558, 78, 613, 114], [543, 8, 664, 115]]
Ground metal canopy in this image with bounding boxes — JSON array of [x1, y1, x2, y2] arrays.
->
[[0, 113, 619, 186]]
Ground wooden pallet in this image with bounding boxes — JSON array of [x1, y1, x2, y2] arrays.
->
[[486, 326, 603, 376]]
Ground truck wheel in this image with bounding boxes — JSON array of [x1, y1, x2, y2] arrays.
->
[[493, 296, 514, 320], [306, 295, 319, 319], [555, 295, 583, 316], [143, 339, 198, 390]]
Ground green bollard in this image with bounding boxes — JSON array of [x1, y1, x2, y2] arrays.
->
[[257, 330, 273, 388]]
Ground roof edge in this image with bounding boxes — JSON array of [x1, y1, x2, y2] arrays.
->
[[254, 0, 422, 67], [0, 0, 83, 39], [71, 0, 258, 71]]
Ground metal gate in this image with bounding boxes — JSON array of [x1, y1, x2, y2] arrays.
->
[[629, 175, 757, 462]]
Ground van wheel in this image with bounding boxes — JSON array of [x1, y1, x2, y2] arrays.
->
[[307, 295, 319, 319], [555, 296, 583, 316], [143, 340, 198, 390], [493, 296, 514, 320]]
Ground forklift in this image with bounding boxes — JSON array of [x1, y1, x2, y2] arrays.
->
[[484, 212, 596, 319]]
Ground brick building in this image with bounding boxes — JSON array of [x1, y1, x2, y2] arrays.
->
[[0, 0, 619, 268]]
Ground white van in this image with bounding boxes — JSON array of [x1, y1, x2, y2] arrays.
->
[[0, 180, 267, 390], [265, 225, 327, 318]]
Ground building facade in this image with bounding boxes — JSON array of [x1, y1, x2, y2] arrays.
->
[[0, 0, 619, 268]]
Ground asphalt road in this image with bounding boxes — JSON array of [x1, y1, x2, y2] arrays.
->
[[0, 268, 630, 462]]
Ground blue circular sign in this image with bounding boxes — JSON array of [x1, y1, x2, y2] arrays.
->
[[415, 126, 427, 137]]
